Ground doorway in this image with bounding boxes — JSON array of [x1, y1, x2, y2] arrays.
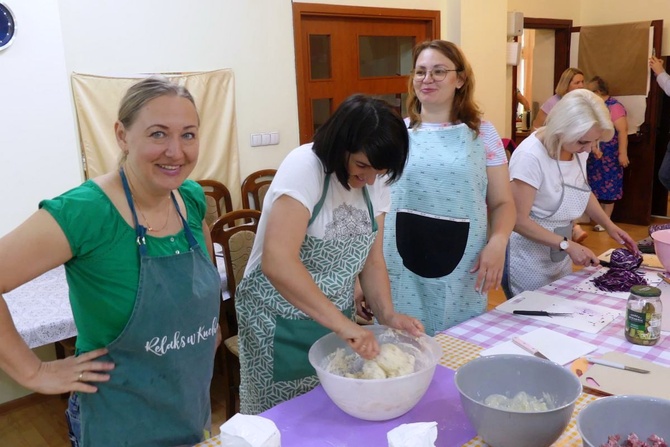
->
[[293, 3, 439, 144]]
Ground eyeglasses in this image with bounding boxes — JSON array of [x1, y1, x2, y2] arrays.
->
[[411, 68, 460, 82]]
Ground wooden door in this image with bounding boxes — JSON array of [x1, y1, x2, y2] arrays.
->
[[293, 4, 440, 144]]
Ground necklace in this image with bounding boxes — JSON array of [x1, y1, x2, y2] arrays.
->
[[125, 171, 172, 232]]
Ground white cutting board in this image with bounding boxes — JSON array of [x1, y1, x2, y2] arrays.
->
[[573, 267, 661, 299], [480, 327, 597, 366], [498, 290, 621, 334]]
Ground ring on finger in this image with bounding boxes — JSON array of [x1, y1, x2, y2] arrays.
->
[[78, 372, 84, 382]]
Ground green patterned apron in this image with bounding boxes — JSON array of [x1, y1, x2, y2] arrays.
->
[[236, 174, 378, 414]]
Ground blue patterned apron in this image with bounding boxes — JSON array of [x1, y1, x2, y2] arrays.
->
[[77, 169, 221, 447], [384, 124, 488, 336], [235, 174, 377, 414]]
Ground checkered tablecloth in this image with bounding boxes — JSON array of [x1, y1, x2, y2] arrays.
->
[[447, 266, 670, 367]]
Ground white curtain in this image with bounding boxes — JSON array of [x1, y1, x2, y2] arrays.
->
[[71, 69, 241, 208]]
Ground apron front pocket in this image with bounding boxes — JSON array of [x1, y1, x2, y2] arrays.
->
[[272, 307, 353, 382], [396, 210, 469, 278]]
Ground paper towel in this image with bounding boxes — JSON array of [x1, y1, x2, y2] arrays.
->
[[219, 414, 281, 447], [387, 421, 437, 447]]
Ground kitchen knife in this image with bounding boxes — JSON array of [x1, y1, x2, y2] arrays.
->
[[512, 310, 572, 317], [586, 356, 650, 374]]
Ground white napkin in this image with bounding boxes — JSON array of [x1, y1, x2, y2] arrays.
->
[[387, 421, 437, 447], [219, 414, 281, 447]]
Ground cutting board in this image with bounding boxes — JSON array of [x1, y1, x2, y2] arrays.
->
[[598, 248, 665, 271], [578, 352, 670, 399]]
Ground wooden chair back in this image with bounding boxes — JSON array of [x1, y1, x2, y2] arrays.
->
[[241, 169, 276, 212], [197, 179, 234, 226]]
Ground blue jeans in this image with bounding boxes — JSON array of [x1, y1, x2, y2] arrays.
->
[[65, 392, 81, 447], [659, 140, 670, 190]]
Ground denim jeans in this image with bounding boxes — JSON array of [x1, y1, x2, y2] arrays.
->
[[65, 392, 81, 447], [658, 140, 670, 190]]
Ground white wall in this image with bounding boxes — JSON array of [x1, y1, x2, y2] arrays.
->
[[0, 0, 82, 235]]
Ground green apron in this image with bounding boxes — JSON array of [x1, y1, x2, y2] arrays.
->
[[236, 174, 377, 414]]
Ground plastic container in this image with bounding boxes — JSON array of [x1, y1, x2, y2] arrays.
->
[[308, 325, 442, 421], [625, 285, 662, 346]]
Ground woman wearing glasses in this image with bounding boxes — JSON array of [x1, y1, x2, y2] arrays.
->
[[503, 89, 638, 298], [383, 40, 515, 335]]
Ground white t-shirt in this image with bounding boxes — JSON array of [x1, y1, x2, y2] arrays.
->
[[509, 133, 589, 219], [244, 144, 391, 274]]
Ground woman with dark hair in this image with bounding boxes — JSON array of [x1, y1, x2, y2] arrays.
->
[[586, 76, 629, 231], [235, 94, 424, 414], [383, 40, 516, 335]]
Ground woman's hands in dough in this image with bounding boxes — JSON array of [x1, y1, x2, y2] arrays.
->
[[338, 323, 380, 360], [380, 312, 424, 338]]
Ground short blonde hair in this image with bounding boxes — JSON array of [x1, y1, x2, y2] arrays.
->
[[542, 89, 614, 159]]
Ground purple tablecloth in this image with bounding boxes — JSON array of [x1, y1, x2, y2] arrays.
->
[[260, 365, 476, 446]]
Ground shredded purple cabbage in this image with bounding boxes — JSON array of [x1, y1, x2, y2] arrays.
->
[[609, 248, 643, 271], [592, 268, 647, 293]]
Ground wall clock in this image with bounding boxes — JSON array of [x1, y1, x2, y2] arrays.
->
[[0, 3, 16, 51]]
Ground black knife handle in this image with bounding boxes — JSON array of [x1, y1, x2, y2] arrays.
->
[[513, 310, 548, 316]]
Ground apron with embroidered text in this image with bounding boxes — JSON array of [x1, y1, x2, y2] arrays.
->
[[78, 169, 221, 447], [384, 124, 488, 336], [235, 174, 376, 415], [506, 157, 591, 297]]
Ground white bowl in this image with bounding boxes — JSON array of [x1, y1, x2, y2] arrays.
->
[[454, 354, 582, 447], [308, 325, 442, 421], [577, 395, 670, 447]]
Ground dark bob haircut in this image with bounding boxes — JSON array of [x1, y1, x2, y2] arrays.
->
[[311, 94, 409, 190]]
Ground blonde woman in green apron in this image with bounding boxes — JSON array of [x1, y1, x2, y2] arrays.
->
[[384, 40, 516, 336], [236, 95, 425, 415], [0, 77, 222, 446], [504, 89, 639, 297]]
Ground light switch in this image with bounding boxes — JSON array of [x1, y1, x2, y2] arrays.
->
[[261, 133, 271, 145], [270, 132, 279, 145], [250, 134, 262, 147]]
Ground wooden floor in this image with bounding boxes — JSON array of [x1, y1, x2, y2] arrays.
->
[[1, 217, 667, 447]]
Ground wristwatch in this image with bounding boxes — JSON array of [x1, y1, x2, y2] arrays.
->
[[559, 237, 569, 251]]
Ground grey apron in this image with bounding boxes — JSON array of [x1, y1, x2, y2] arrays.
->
[[78, 169, 221, 447], [235, 174, 377, 415], [384, 124, 488, 336], [506, 156, 591, 297]]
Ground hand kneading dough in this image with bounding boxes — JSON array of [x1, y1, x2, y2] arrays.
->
[[327, 343, 416, 379]]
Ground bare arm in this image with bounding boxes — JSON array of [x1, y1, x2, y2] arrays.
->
[[471, 165, 515, 293], [532, 109, 547, 131], [510, 179, 597, 266], [357, 215, 423, 335], [0, 210, 113, 394], [614, 116, 629, 167], [584, 193, 638, 254], [261, 195, 379, 358]]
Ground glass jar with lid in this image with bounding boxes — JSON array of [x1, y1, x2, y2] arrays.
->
[[625, 285, 663, 346]]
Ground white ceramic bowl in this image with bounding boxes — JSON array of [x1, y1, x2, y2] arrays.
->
[[308, 325, 442, 421], [454, 354, 582, 447], [577, 395, 670, 447], [651, 229, 670, 272]]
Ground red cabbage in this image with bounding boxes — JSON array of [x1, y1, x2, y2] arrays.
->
[[609, 248, 643, 271], [592, 268, 647, 293]]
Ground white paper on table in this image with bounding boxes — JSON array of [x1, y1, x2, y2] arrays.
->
[[573, 267, 661, 299], [497, 290, 622, 334], [479, 327, 597, 365]]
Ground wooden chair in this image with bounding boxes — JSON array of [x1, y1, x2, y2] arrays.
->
[[241, 169, 276, 212], [197, 179, 234, 226], [210, 209, 262, 420]]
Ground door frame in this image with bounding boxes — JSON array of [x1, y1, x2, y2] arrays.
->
[[293, 3, 440, 144]]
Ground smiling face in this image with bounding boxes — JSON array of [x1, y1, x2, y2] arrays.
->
[[561, 125, 602, 157], [116, 94, 199, 196], [412, 48, 464, 112], [346, 152, 387, 188]]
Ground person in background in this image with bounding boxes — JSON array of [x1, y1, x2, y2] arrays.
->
[[383, 40, 516, 336], [650, 55, 670, 190], [516, 88, 531, 111], [235, 94, 425, 415], [0, 77, 221, 446], [586, 76, 629, 231], [503, 89, 638, 298], [531, 67, 588, 243]]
